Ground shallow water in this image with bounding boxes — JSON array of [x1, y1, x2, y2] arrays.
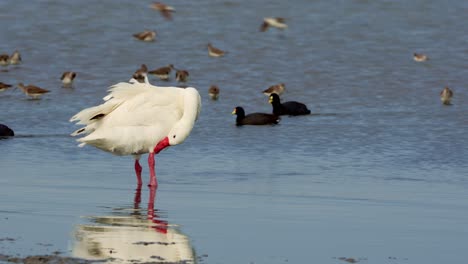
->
[[1, 0, 468, 263]]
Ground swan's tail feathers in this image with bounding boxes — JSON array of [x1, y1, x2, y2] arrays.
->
[[90, 113, 106, 120], [70, 122, 98, 137], [71, 127, 86, 137], [105, 81, 153, 102], [103, 94, 113, 101], [70, 101, 119, 125], [71, 81, 154, 123], [78, 142, 86, 147]]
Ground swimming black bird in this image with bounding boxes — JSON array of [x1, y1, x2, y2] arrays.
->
[[269, 93, 311, 116], [0, 124, 14, 138], [232, 106, 280, 126]]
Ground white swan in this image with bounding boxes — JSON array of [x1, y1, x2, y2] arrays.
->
[[70, 81, 201, 187]]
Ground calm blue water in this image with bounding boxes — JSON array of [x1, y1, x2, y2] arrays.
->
[[1, 0, 468, 263]]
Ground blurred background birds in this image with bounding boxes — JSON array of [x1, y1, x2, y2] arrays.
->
[[151, 2, 175, 20], [260, 17, 287, 32], [440, 86, 453, 105], [133, 30, 157, 42], [17, 83, 50, 99], [208, 85, 220, 100]]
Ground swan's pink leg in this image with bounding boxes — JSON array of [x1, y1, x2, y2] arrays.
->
[[134, 159, 143, 186], [148, 152, 157, 188]]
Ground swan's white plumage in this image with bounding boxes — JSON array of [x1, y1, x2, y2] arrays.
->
[[70, 81, 201, 156]]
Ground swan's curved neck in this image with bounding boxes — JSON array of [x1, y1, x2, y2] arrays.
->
[[168, 88, 200, 145]]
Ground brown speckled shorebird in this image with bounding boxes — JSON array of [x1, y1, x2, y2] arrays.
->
[[207, 43, 226, 57], [440, 86, 453, 105], [132, 64, 149, 84], [413, 53, 428, 62], [208, 85, 220, 100], [17, 83, 50, 99], [262, 83, 285, 96], [260, 17, 287, 32], [0, 54, 9, 66], [174, 67, 189, 83], [150, 2, 175, 20], [0, 82, 12, 92], [9, 50, 21, 65], [61, 71, 77, 86], [133, 30, 156, 42], [148, 64, 173, 81]]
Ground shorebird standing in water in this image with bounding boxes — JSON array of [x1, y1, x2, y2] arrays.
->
[[0, 54, 9, 66], [173, 66, 189, 83], [440, 86, 453, 105], [148, 64, 173, 81], [17, 83, 50, 99], [9, 50, 21, 65], [132, 64, 149, 84], [260, 17, 287, 32], [133, 30, 157, 42], [413, 53, 428, 62], [0, 82, 12, 92], [151, 2, 175, 20], [208, 85, 220, 100], [207, 43, 226, 57], [61, 71, 77, 87], [262, 83, 285, 96]]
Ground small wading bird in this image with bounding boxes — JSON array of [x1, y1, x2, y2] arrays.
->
[[17, 83, 50, 99], [0, 82, 12, 92], [132, 64, 149, 84], [232, 106, 280, 126], [269, 93, 311, 116], [9, 50, 21, 65], [208, 85, 220, 100], [260, 17, 287, 32], [151, 2, 175, 20], [207, 43, 226, 57], [148, 64, 173, 81], [262, 83, 285, 96], [0, 54, 9, 66], [440, 86, 453, 105], [61, 71, 77, 86], [413, 53, 428, 62], [173, 66, 189, 83], [70, 80, 201, 188], [133, 30, 157, 42]]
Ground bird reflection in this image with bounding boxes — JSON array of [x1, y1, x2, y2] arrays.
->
[[72, 187, 196, 263]]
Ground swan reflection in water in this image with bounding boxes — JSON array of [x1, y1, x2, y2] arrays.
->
[[72, 187, 196, 263]]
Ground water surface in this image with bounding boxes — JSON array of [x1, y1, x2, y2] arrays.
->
[[1, 0, 468, 263]]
